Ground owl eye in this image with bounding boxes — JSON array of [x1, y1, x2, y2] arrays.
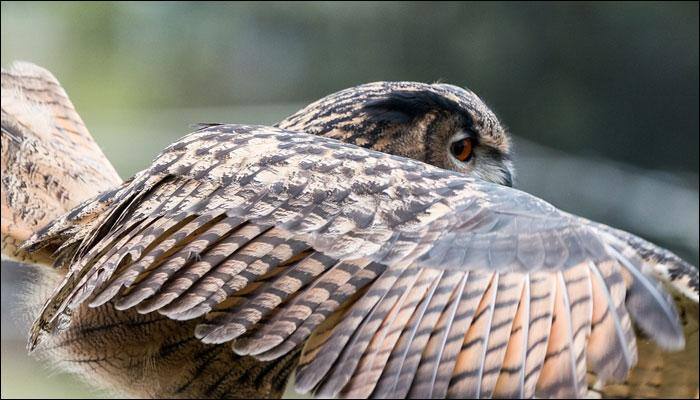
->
[[450, 137, 474, 162]]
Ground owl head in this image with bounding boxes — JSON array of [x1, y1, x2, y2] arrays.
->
[[277, 81, 514, 187]]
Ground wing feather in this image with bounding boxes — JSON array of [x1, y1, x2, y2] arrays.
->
[[167, 235, 310, 320], [113, 213, 236, 310], [535, 272, 580, 398], [478, 272, 525, 397], [522, 272, 556, 397], [430, 271, 493, 398], [154, 225, 286, 316], [492, 274, 530, 398], [311, 266, 423, 397], [563, 263, 593, 393], [293, 263, 412, 393], [194, 251, 338, 342], [587, 260, 637, 383], [369, 269, 447, 398], [447, 272, 499, 397], [370, 270, 461, 399], [23, 124, 692, 398], [254, 261, 387, 361], [232, 258, 373, 356], [407, 271, 468, 398], [340, 269, 447, 398]]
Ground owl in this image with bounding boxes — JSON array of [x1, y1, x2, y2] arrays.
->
[[1, 62, 698, 399]]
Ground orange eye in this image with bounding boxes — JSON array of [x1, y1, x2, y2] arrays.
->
[[450, 137, 474, 162]]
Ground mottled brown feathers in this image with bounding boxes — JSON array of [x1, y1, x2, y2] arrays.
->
[[278, 81, 515, 186], [1, 62, 121, 265], [3, 63, 698, 399], [24, 123, 695, 398]]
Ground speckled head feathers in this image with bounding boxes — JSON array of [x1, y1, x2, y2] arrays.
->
[[277, 81, 514, 186]]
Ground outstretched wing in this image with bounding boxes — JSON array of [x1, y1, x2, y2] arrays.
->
[[25, 124, 695, 398]]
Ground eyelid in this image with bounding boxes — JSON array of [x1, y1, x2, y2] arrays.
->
[[452, 129, 477, 143]]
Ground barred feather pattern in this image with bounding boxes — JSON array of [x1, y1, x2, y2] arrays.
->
[[22, 123, 696, 398], [1, 62, 121, 264]]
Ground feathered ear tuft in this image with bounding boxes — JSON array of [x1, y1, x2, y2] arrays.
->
[[362, 90, 467, 125]]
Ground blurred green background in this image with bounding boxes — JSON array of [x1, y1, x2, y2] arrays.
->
[[1, 2, 698, 398]]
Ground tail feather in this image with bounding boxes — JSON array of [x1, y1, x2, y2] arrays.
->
[[1, 61, 121, 265]]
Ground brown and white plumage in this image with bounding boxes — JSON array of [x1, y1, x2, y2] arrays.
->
[[22, 125, 696, 397], [2, 62, 698, 399], [1, 62, 121, 265]]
